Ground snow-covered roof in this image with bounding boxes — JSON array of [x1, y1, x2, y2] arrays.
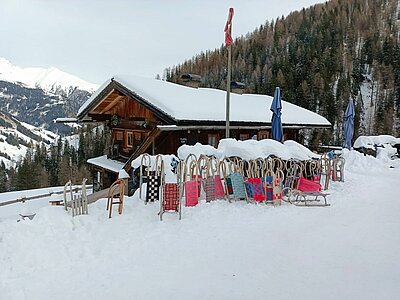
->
[[78, 75, 331, 127], [55, 117, 78, 123], [87, 155, 125, 173]]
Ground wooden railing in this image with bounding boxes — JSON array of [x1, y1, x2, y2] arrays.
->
[[123, 128, 161, 172], [0, 186, 91, 207]]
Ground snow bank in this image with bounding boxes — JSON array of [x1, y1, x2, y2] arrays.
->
[[177, 143, 222, 160], [177, 139, 320, 161], [354, 135, 400, 149], [131, 154, 178, 183], [376, 144, 398, 162], [341, 149, 400, 172], [283, 140, 320, 160], [218, 138, 289, 160]]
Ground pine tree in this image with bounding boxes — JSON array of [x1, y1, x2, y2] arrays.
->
[[0, 161, 7, 192]]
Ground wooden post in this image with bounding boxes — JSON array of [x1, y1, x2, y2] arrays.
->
[[82, 178, 88, 214]]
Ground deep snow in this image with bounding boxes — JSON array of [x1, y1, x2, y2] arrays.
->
[[1, 151, 400, 300]]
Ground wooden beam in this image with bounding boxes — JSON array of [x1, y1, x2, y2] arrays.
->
[[87, 113, 112, 121], [91, 88, 116, 112], [99, 95, 125, 114]]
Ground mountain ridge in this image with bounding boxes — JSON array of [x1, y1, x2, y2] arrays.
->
[[0, 57, 99, 97], [0, 57, 97, 136]]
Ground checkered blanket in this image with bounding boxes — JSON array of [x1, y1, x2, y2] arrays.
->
[[244, 180, 254, 199], [248, 178, 265, 201], [204, 177, 216, 202], [146, 171, 161, 203]]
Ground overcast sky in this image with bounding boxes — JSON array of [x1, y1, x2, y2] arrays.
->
[[0, 0, 324, 84]]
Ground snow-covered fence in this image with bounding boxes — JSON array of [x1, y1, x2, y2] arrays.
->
[[0, 187, 84, 208]]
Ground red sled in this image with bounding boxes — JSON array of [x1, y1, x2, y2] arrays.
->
[[297, 177, 322, 192]]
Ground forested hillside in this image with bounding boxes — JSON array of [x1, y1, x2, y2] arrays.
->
[[165, 0, 400, 143], [0, 126, 106, 192]]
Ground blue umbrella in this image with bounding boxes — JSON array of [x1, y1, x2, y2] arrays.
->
[[343, 99, 355, 150], [270, 87, 283, 142]]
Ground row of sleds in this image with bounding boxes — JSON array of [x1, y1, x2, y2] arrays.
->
[[137, 153, 345, 220]]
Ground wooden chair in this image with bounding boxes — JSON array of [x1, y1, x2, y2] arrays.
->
[[106, 179, 126, 218]]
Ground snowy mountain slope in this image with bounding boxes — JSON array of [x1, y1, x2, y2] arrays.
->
[[0, 57, 99, 136], [0, 151, 399, 299], [0, 57, 98, 96], [0, 80, 85, 133], [0, 111, 58, 168]]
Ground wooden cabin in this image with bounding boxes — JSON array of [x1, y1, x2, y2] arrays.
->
[[76, 75, 331, 193]]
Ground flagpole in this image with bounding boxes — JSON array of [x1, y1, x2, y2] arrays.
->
[[226, 43, 231, 138], [224, 8, 234, 139]]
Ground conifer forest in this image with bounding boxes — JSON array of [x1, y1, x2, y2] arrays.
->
[[165, 0, 400, 143]]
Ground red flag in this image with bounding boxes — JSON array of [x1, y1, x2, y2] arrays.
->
[[224, 8, 234, 47]]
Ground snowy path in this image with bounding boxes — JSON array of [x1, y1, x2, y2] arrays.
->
[[1, 166, 400, 299]]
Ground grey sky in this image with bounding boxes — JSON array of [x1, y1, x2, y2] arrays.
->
[[0, 0, 324, 84]]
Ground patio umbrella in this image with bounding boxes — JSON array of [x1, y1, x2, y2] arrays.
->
[[343, 99, 355, 150], [270, 87, 283, 142]]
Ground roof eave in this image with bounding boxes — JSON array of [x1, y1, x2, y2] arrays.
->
[[77, 78, 177, 125], [175, 119, 331, 129]]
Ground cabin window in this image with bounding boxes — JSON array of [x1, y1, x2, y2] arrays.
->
[[208, 134, 218, 148], [239, 133, 249, 141], [127, 131, 134, 147], [258, 131, 269, 140]]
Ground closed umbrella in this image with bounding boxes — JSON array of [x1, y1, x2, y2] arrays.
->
[[343, 99, 355, 150], [270, 87, 283, 142]]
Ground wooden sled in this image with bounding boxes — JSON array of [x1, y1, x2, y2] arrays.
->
[[282, 164, 330, 207], [106, 179, 126, 218], [282, 187, 330, 207]]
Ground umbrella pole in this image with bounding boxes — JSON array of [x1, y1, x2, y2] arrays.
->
[[225, 44, 232, 138]]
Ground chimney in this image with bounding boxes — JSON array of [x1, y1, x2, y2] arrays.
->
[[231, 81, 246, 94], [180, 74, 202, 88]]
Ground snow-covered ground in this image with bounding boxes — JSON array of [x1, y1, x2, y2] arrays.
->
[[1, 151, 400, 299]]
